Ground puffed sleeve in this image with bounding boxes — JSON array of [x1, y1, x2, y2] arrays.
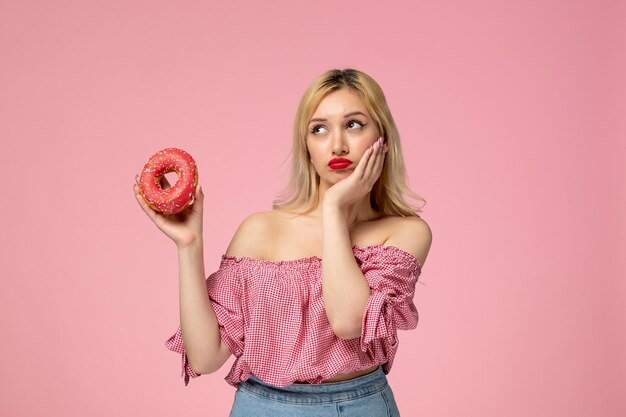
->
[[165, 256, 245, 386], [356, 246, 422, 362]]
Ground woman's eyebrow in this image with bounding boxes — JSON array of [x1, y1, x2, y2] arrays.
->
[[309, 111, 368, 123]]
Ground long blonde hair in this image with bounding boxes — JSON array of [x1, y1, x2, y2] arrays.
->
[[272, 68, 426, 217]]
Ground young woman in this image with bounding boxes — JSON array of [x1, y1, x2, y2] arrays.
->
[[134, 68, 432, 416]]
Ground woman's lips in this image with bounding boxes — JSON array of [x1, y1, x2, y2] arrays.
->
[[329, 162, 352, 170], [329, 158, 352, 170]]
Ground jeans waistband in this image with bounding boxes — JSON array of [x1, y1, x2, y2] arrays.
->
[[239, 366, 388, 404]]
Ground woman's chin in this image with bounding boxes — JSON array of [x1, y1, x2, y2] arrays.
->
[[329, 168, 353, 175]]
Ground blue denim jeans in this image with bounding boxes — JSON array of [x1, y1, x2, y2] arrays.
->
[[229, 365, 401, 416]]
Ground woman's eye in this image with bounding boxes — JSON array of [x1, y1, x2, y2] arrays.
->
[[347, 120, 365, 129], [310, 125, 327, 134]]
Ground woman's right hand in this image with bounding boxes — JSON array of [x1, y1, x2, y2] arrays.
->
[[133, 174, 204, 249]]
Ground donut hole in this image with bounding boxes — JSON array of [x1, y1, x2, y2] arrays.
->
[[159, 171, 179, 190]]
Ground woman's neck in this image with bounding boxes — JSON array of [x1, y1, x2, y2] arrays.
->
[[306, 180, 382, 226]]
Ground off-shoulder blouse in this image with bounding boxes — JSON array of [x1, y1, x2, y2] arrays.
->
[[165, 244, 422, 389]]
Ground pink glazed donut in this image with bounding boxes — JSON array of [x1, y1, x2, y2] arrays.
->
[[138, 148, 198, 215]]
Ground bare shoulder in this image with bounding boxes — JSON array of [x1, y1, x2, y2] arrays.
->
[[384, 215, 432, 267], [224, 210, 275, 259]]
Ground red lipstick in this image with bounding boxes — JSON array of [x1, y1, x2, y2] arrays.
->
[[328, 158, 353, 170]]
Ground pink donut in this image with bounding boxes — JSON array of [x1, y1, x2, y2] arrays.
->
[[139, 147, 198, 215]]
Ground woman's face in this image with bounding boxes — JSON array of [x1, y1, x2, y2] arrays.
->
[[306, 87, 383, 184]]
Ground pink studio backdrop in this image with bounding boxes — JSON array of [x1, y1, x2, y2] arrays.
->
[[1, 1, 624, 416]]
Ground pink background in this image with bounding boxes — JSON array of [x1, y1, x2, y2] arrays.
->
[[1, 1, 624, 416]]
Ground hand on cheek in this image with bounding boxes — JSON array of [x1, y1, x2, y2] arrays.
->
[[323, 136, 387, 209]]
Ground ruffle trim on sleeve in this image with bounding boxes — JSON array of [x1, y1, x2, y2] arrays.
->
[[165, 326, 201, 386], [353, 245, 421, 361], [164, 257, 245, 386]]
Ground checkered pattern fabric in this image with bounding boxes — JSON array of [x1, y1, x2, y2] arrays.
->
[[165, 244, 422, 388]]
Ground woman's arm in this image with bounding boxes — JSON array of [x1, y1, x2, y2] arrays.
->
[[320, 140, 384, 339], [321, 213, 432, 340], [177, 240, 231, 374], [321, 205, 371, 339]]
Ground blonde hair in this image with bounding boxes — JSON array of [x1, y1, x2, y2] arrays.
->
[[272, 68, 426, 217]]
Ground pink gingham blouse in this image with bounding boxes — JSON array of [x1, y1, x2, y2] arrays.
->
[[165, 244, 422, 389]]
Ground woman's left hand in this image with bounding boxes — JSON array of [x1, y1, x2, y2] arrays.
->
[[323, 136, 387, 210]]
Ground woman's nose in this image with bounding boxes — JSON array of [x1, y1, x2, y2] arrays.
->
[[330, 130, 348, 154]]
